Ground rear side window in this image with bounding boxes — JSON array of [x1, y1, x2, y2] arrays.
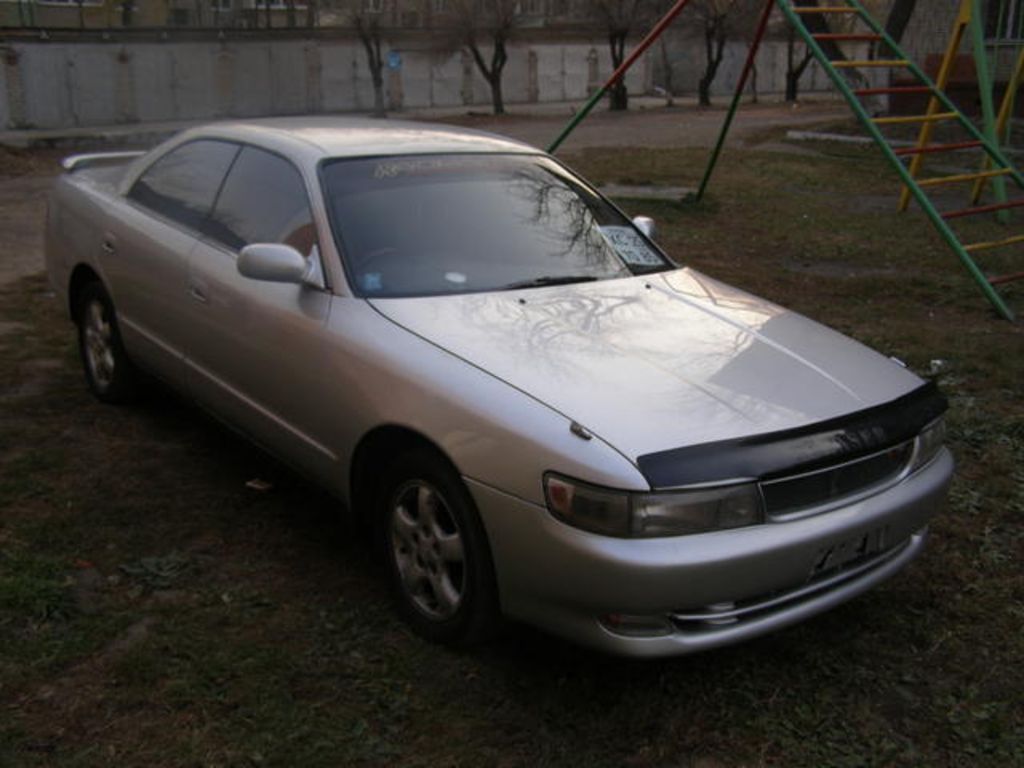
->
[[204, 147, 317, 255], [128, 140, 239, 231]]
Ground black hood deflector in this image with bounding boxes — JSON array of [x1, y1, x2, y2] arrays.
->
[[636, 381, 948, 489]]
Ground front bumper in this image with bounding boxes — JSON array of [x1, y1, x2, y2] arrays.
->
[[468, 448, 953, 658]]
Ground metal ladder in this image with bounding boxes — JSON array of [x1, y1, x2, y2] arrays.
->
[[778, 0, 1024, 321]]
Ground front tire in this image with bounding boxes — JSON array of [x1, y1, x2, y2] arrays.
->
[[75, 281, 137, 404], [378, 449, 500, 646]]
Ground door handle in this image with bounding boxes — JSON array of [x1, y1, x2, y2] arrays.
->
[[188, 285, 208, 304], [101, 240, 116, 255]]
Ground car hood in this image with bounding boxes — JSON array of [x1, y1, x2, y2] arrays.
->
[[368, 269, 923, 462]]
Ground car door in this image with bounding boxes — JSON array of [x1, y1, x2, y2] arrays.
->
[[180, 144, 336, 480], [108, 139, 240, 388]]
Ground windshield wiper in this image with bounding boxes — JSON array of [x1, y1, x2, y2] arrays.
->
[[629, 263, 674, 275], [503, 275, 600, 290]]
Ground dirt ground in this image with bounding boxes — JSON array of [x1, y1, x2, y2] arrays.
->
[[0, 163, 56, 289], [2, 105, 1022, 767], [0, 101, 847, 289]]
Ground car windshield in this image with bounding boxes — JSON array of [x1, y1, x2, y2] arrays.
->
[[321, 153, 671, 297]]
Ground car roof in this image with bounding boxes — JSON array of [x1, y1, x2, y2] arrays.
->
[[181, 116, 540, 164]]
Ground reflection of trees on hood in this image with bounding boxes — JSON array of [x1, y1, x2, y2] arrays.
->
[[456, 287, 642, 377]]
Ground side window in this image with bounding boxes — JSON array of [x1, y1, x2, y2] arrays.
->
[[128, 140, 239, 231], [204, 147, 318, 255]]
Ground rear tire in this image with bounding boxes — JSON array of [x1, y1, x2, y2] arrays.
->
[[75, 281, 138, 404], [377, 449, 500, 646]]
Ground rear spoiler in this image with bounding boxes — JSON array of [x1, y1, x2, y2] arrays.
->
[[61, 151, 145, 172]]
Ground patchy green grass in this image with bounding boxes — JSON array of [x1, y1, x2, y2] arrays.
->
[[1, 144, 1023, 767]]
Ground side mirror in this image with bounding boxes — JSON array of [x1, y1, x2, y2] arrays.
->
[[237, 243, 309, 284], [632, 216, 657, 241]]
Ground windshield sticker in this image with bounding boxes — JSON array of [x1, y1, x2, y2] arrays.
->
[[362, 273, 383, 292], [599, 226, 663, 266], [373, 156, 505, 180]]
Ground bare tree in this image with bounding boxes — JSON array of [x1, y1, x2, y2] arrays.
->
[[883, 0, 917, 44], [786, 0, 884, 95], [353, 12, 387, 117], [687, 0, 757, 107], [791, 0, 864, 85], [306, 0, 318, 27], [320, 0, 384, 110], [450, 0, 520, 115], [784, 22, 814, 102], [657, 37, 675, 106], [590, 0, 651, 111]]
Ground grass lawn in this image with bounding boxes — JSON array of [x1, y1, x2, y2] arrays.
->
[[1, 141, 1022, 767]]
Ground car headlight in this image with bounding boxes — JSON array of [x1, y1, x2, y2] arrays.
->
[[911, 417, 946, 472], [544, 473, 764, 538]]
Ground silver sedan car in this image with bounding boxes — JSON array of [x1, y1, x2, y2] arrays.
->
[[45, 118, 953, 657]]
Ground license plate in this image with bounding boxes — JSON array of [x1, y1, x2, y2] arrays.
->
[[810, 526, 889, 578]]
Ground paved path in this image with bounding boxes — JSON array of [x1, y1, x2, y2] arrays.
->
[[437, 100, 849, 153]]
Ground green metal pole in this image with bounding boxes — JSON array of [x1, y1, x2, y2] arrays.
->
[[853, 0, 1024, 187], [995, 0, 1019, 148], [1006, 56, 1022, 151], [547, 0, 696, 154], [695, 0, 776, 202], [547, 88, 610, 156], [968, 0, 1010, 220], [778, 0, 1016, 321]]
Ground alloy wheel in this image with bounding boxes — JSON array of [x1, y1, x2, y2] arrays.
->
[[389, 481, 466, 621], [83, 299, 116, 391]]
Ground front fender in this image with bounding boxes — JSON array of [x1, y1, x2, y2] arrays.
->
[[320, 297, 649, 507]]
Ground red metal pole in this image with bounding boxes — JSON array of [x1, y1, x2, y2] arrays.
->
[[604, 0, 694, 89], [733, 0, 778, 101], [695, 0, 776, 201], [548, 0, 695, 153]]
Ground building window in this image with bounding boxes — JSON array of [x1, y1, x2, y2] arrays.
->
[[987, 0, 1024, 41], [515, 0, 543, 15], [253, 0, 307, 8], [365, 0, 383, 13], [21, 0, 104, 5], [432, 0, 445, 13]]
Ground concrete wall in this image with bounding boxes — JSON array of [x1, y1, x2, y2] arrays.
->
[[0, 36, 651, 129], [900, 2, 959, 66], [0, 49, 11, 130], [653, 35, 845, 101], [0, 28, 849, 131]]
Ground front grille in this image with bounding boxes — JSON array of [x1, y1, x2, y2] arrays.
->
[[760, 440, 914, 518]]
